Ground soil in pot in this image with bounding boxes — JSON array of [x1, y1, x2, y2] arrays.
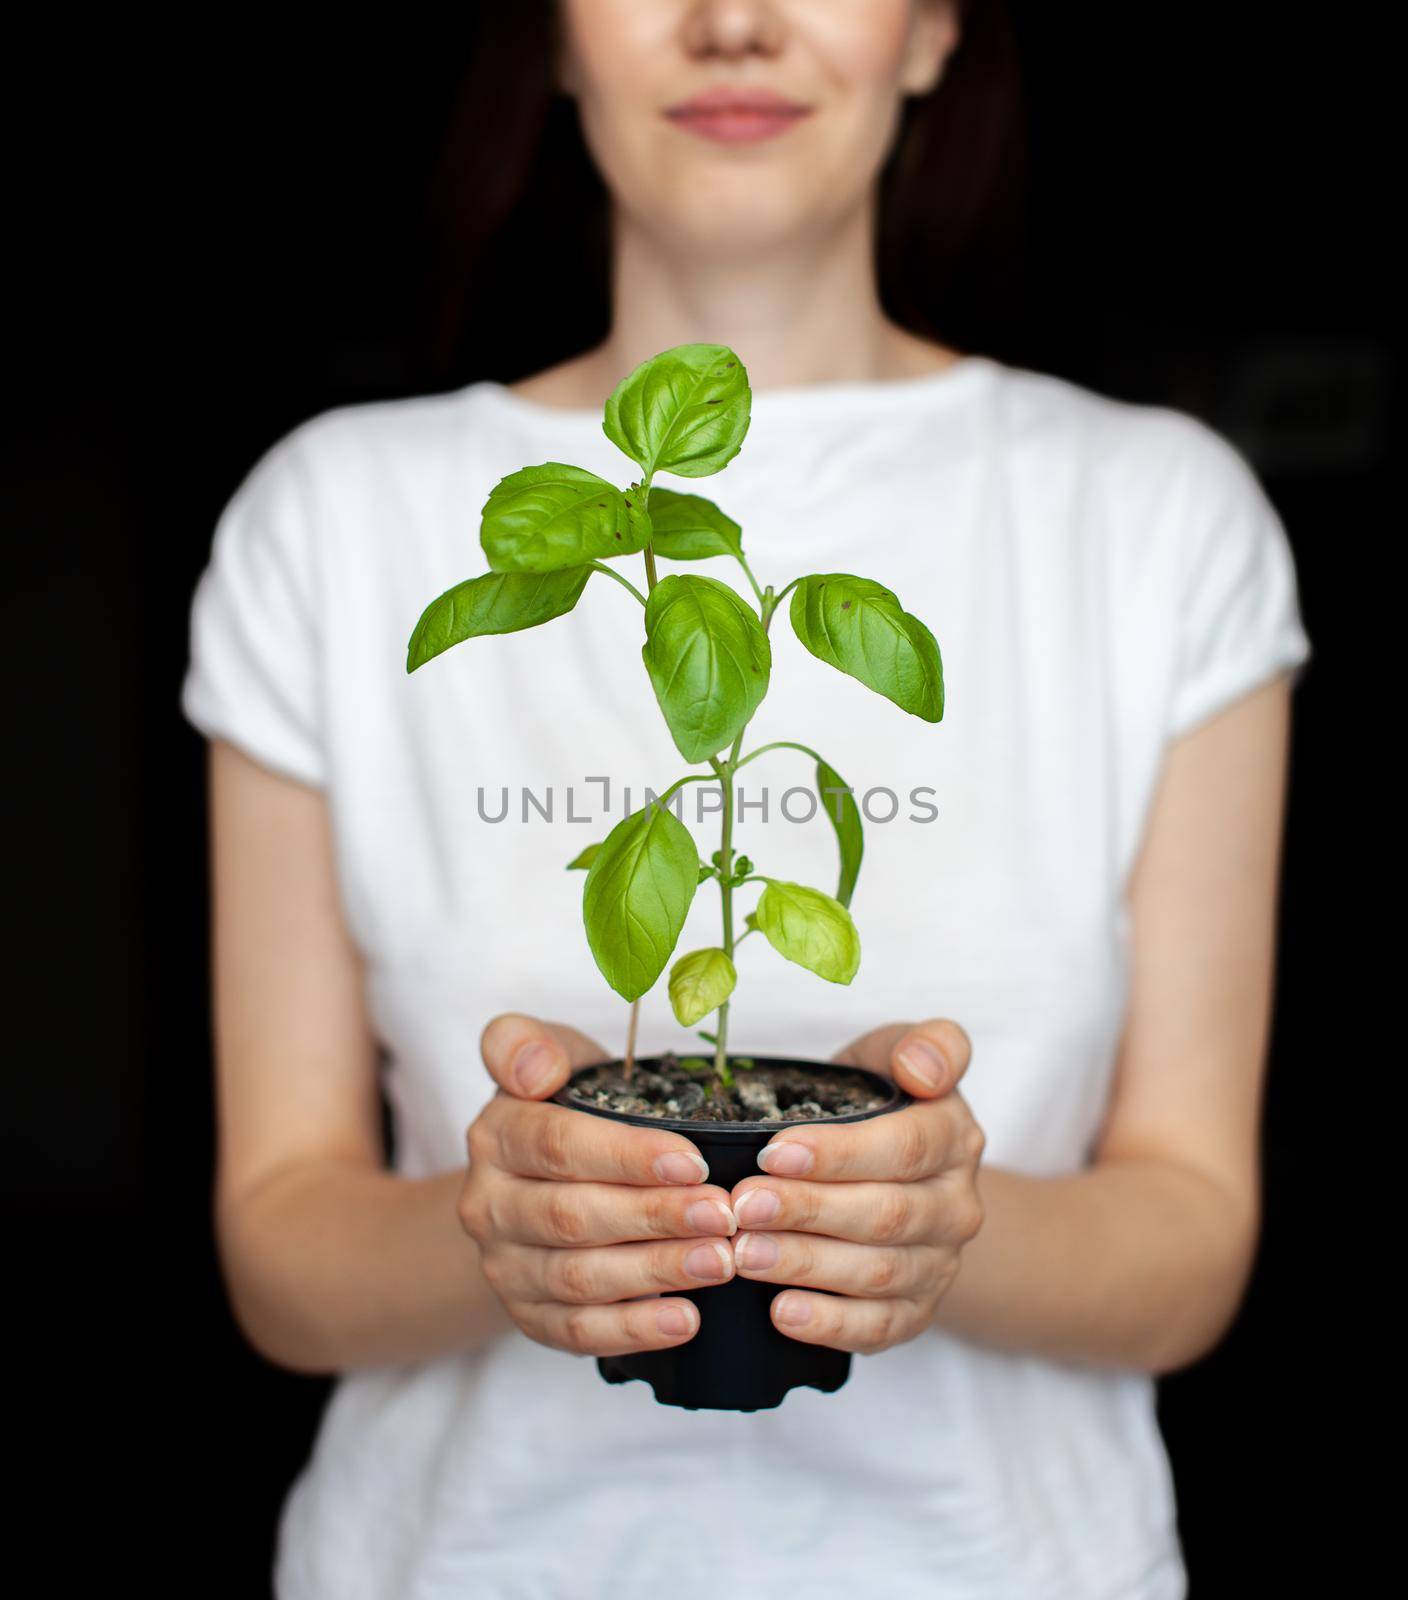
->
[[565, 1055, 890, 1124], [553, 1055, 909, 1412]]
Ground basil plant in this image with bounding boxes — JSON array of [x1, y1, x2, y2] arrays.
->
[[407, 345, 943, 1087]]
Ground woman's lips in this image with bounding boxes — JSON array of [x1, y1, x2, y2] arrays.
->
[[663, 89, 812, 145]]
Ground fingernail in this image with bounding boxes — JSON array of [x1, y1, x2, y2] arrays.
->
[[657, 1303, 696, 1337], [734, 1233, 779, 1271], [895, 1037, 947, 1092], [654, 1151, 710, 1185], [732, 1188, 780, 1226], [684, 1241, 733, 1282], [685, 1200, 736, 1236], [758, 1141, 812, 1176], [512, 1041, 558, 1096], [774, 1293, 813, 1327]]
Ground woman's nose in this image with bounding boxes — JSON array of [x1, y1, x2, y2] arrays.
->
[[680, 0, 787, 61]]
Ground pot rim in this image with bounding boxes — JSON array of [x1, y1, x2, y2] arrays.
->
[[552, 1055, 910, 1137]]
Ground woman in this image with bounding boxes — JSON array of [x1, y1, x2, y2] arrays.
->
[[182, 2, 1311, 1595]]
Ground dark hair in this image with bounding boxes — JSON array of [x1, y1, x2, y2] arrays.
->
[[422, 0, 1026, 386]]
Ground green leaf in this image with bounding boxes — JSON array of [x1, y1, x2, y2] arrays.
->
[[789, 574, 944, 722], [697, 862, 717, 884], [582, 803, 700, 1002], [481, 463, 651, 573], [814, 759, 864, 908], [566, 843, 600, 871], [646, 489, 743, 561], [754, 880, 861, 985], [668, 947, 738, 1027], [642, 575, 771, 762], [603, 344, 751, 479], [407, 568, 591, 672]]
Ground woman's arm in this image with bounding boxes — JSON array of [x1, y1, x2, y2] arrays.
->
[[724, 673, 1295, 1373], [208, 738, 508, 1372], [930, 674, 1293, 1372], [207, 738, 740, 1373]]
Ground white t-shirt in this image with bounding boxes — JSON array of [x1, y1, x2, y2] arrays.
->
[[181, 354, 1311, 1600]]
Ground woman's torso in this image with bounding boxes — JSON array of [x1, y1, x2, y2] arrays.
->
[[214, 356, 1214, 1598]]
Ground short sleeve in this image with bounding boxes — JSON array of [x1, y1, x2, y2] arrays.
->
[[180, 426, 326, 786], [1167, 422, 1312, 738]]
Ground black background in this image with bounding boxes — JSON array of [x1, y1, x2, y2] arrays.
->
[[10, 5, 1389, 1593]]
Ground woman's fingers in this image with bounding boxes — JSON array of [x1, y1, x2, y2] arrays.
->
[[830, 1017, 973, 1100], [732, 1174, 976, 1246], [480, 1012, 609, 1100], [521, 1296, 702, 1358], [755, 1094, 981, 1183], [497, 1177, 737, 1246], [475, 1096, 709, 1186], [768, 1290, 931, 1355], [499, 1235, 736, 1305], [733, 1230, 951, 1300]]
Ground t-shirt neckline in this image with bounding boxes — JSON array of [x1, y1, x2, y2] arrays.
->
[[468, 352, 998, 430]]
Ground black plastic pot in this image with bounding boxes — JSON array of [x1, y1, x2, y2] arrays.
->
[[552, 1056, 910, 1412]]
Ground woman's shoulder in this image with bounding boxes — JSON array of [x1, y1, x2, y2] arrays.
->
[[207, 382, 539, 591], [981, 358, 1265, 514], [982, 360, 1308, 737], [237, 383, 494, 501], [184, 382, 513, 784]]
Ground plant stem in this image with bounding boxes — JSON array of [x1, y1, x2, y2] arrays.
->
[[702, 575, 795, 1087], [587, 561, 647, 607], [713, 759, 736, 1087], [653, 772, 714, 808], [640, 473, 659, 595], [735, 553, 766, 609], [734, 738, 827, 772], [769, 575, 803, 614], [709, 728, 748, 1088], [623, 997, 640, 1080]]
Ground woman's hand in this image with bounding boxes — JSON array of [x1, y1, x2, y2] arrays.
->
[[459, 1014, 740, 1359], [730, 1019, 985, 1355]]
